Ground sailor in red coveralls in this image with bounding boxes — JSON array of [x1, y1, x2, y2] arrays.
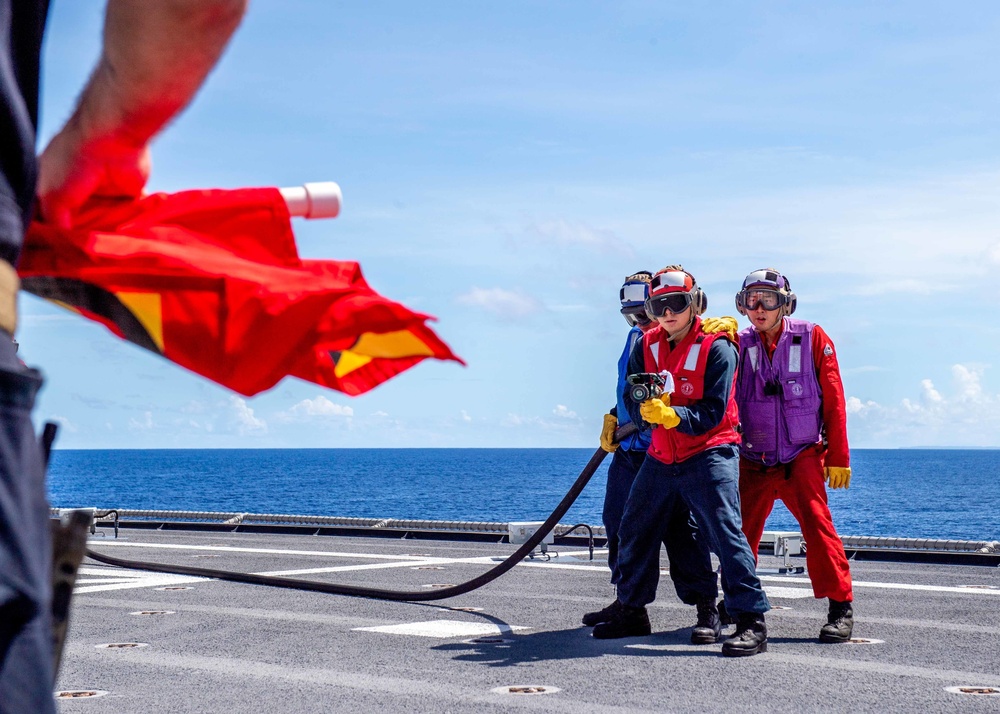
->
[[734, 268, 855, 643]]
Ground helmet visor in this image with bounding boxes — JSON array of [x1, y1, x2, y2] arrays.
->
[[649, 270, 691, 295], [620, 282, 648, 306], [622, 309, 653, 327], [738, 288, 785, 312], [645, 292, 692, 317]]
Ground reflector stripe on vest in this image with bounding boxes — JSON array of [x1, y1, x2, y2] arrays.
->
[[649, 340, 660, 364], [789, 344, 802, 373], [683, 338, 703, 372], [747, 345, 759, 372]]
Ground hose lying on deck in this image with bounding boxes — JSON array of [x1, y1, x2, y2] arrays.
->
[[85, 423, 636, 601]]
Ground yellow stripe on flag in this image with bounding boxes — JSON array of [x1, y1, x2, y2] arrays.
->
[[332, 350, 373, 378], [116, 292, 165, 351], [332, 329, 434, 378], [352, 329, 435, 359]]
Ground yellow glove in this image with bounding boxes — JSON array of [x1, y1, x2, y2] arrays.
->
[[825, 466, 852, 490], [640, 399, 681, 429], [599, 413, 619, 453], [701, 316, 739, 341]]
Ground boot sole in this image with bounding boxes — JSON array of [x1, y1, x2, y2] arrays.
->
[[690, 631, 722, 644], [721, 640, 767, 657], [819, 632, 852, 643]]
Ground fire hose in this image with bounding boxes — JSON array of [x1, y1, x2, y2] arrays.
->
[[84, 422, 637, 601]]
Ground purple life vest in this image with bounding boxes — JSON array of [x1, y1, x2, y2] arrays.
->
[[736, 318, 822, 466]]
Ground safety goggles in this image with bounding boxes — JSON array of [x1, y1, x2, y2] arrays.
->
[[620, 282, 648, 306], [621, 308, 653, 327], [737, 288, 786, 312], [644, 292, 693, 317]]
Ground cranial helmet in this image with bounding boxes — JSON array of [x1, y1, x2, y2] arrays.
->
[[620, 271, 653, 326], [735, 268, 797, 316], [646, 268, 707, 317], [620, 271, 652, 310]]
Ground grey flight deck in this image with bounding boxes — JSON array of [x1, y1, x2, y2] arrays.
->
[[56, 528, 1000, 713]]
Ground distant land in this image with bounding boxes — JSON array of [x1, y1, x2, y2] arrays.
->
[[886, 446, 1000, 450]]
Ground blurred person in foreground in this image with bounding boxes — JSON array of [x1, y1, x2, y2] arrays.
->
[[733, 268, 855, 642], [1, 1, 246, 710]]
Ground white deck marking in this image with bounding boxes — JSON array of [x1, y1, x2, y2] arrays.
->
[[73, 566, 208, 593], [353, 619, 526, 639], [87, 542, 1000, 597], [91, 541, 436, 561], [763, 586, 813, 599], [516, 561, 610, 572], [255, 559, 452, 577], [759, 574, 1000, 596]]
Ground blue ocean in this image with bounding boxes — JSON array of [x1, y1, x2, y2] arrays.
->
[[47, 449, 1000, 541]]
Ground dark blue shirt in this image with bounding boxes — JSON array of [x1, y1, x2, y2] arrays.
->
[[1, 0, 51, 265]]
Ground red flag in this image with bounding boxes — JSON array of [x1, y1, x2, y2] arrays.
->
[[18, 187, 463, 396]]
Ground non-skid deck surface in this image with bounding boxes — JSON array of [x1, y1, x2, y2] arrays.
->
[[57, 529, 1000, 713]]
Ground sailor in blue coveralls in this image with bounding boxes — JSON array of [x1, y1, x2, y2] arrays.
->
[[583, 271, 721, 644], [1, 4, 57, 710]]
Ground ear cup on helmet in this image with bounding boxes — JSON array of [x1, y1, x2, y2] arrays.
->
[[735, 293, 747, 316], [693, 288, 707, 316], [785, 292, 797, 316]]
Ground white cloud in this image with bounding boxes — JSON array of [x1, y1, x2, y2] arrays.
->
[[845, 396, 880, 416], [529, 219, 635, 257], [843, 365, 888, 375], [920, 379, 943, 403], [49, 415, 78, 434], [952, 364, 983, 400], [278, 395, 354, 422], [181, 401, 210, 415], [627, 169, 1000, 303], [456, 287, 544, 320], [502, 413, 538, 427], [848, 363, 1000, 446], [552, 404, 578, 420], [229, 397, 267, 435], [128, 411, 154, 431], [460, 409, 472, 422], [502, 411, 584, 433]]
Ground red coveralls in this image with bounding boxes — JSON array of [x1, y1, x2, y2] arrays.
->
[[738, 323, 853, 602]]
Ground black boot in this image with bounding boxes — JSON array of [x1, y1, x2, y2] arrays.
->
[[721, 613, 767, 657], [691, 598, 722, 644], [592, 603, 651, 639], [582, 599, 622, 627], [819, 599, 854, 643]]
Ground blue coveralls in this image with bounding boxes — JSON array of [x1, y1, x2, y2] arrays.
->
[[604, 327, 718, 605], [616, 335, 770, 618], [1, 2, 57, 711]]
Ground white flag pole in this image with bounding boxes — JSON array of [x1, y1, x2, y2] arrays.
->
[[278, 181, 342, 219]]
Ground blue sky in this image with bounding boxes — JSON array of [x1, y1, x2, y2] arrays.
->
[[23, 1, 1000, 448]]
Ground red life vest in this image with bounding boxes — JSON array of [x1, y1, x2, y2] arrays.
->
[[642, 319, 741, 464]]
